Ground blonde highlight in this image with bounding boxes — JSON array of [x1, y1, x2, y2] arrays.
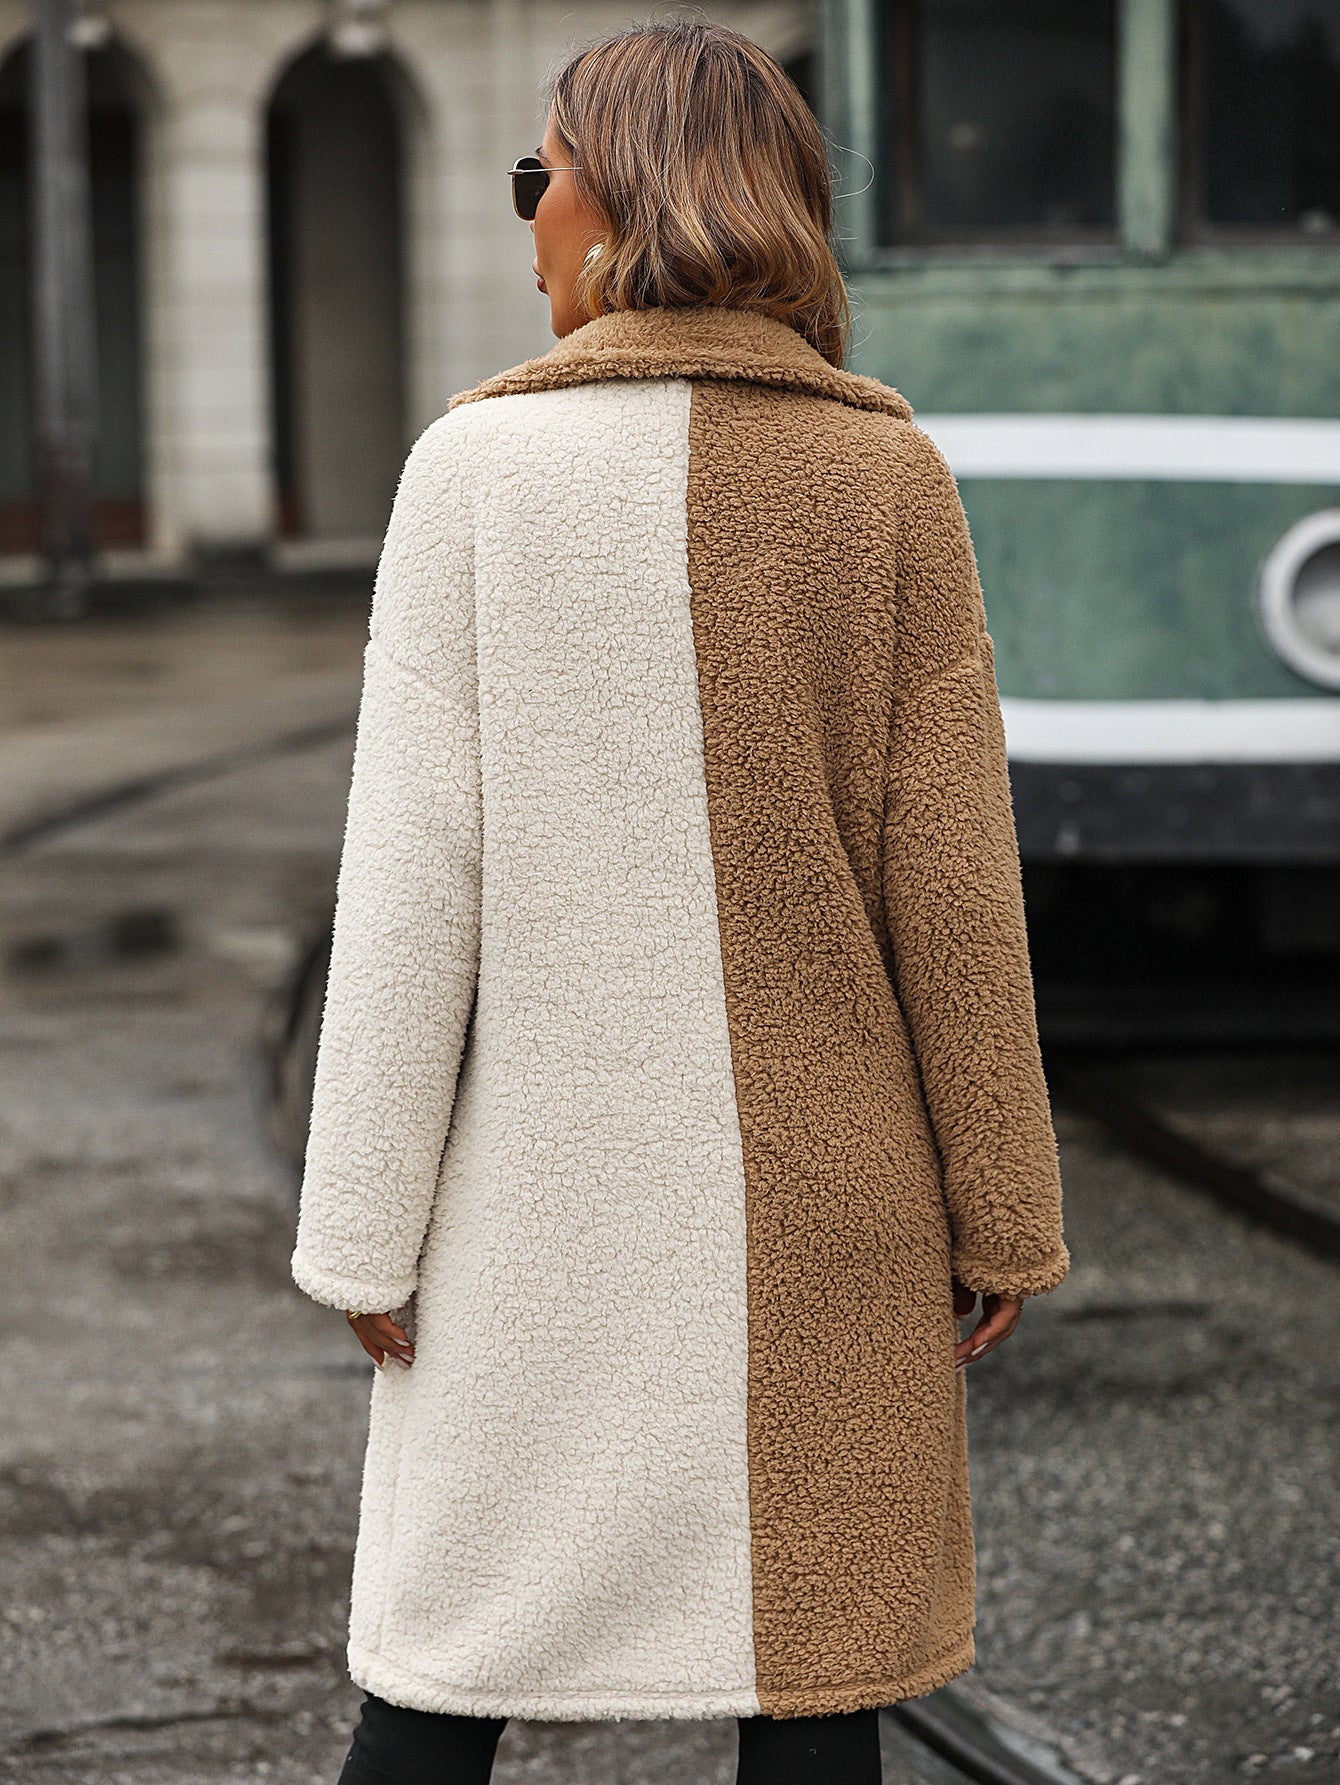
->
[[547, 23, 850, 369]]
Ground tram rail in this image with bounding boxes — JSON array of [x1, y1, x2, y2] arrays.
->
[[0, 715, 357, 860], [1051, 1058, 1340, 1265], [885, 1696, 1085, 1785]]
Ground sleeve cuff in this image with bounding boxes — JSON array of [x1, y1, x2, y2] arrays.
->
[[950, 1242, 1070, 1301], [290, 1251, 418, 1315]]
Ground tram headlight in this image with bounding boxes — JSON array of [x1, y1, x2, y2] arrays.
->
[[1259, 510, 1340, 691]]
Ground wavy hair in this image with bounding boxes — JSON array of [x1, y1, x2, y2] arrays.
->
[[547, 22, 850, 369]]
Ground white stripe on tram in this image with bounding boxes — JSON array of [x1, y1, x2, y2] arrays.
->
[[1000, 697, 1340, 765], [917, 414, 1340, 484]]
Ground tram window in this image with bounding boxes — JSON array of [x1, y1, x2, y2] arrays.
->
[[782, 50, 818, 118], [879, 0, 1118, 245], [1182, 1, 1340, 235]]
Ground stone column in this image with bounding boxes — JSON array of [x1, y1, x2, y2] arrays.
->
[[134, 7, 303, 557]]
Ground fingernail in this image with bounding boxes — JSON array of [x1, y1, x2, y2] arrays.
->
[[970, 1345, 987, 1357]]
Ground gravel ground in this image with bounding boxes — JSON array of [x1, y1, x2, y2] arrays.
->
[[0, 602, 1336, 1784]]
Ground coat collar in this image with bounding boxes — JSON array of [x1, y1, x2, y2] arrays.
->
[[447, 304, 915, 421]]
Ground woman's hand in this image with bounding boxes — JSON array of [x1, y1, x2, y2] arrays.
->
[[952, 1276, 1022, 1371], [347, 1311, 415, 1369]]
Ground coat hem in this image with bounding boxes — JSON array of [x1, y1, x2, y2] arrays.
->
[[348, 1643, 763, 1721], [346, 1631, 974, 1723], [755, 1631, 976, 1717]]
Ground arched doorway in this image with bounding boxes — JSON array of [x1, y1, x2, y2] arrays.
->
[[266, 43, 408, 545], [0, 36, 147, 556]]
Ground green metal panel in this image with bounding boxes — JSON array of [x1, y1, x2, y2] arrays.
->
[[849, 262, 1340, 417], [846, 264, 1340, 703], [965, 479, 1340, 699], [1117, 0, 1176, 258], [828, 0, 880, 260]]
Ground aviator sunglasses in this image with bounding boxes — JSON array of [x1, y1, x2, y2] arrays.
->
[[508, 154, 577, 221]]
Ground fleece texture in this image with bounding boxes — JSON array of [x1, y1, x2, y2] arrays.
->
[[292, 304, 1068, 1723]]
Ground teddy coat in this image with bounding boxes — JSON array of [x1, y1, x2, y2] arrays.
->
[[291, 302, 1069, 1724]]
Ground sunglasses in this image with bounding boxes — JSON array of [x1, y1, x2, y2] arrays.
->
[[508, 155, 577, 221]]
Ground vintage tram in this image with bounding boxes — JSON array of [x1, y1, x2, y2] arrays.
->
[[820, 0, 1340, 1029]]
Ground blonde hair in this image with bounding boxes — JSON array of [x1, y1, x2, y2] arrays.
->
[[548, 22, 850, 369]]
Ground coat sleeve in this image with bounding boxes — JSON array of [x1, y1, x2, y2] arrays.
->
[[290, 413, 482, 1315], [881, 426, 1069, 1301]]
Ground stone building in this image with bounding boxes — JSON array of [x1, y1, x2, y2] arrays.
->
[[0, 0, 811, 572]]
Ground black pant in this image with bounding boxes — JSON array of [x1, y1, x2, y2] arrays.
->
[[338, 1690, 883, 1784]]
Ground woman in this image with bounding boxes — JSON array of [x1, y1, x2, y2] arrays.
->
[[292, 22, 1069, 1785]]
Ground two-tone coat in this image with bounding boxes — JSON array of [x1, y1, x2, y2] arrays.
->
[[291, 303, 1069, 1723]]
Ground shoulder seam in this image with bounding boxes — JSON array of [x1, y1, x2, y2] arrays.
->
[[893, 642, 988, 716], [364, 632, 461, 705]]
